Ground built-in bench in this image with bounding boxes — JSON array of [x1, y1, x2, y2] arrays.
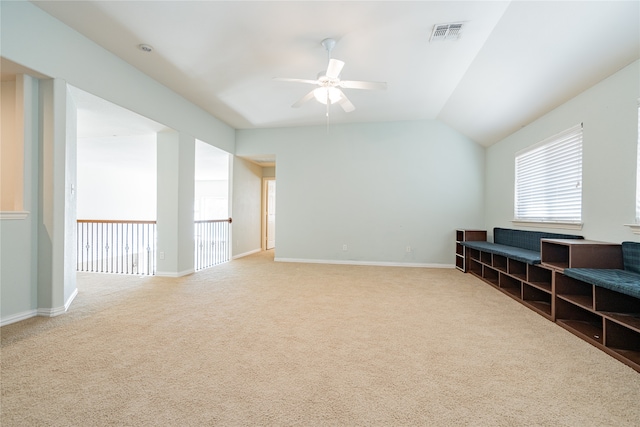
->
[[564, 241, 640, 299], [461, 227, 584, 265]]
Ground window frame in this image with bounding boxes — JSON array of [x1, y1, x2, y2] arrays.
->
[[512, 123, 584, 230]]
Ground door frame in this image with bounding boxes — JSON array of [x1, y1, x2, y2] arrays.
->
[[262, 177, 276, 250]]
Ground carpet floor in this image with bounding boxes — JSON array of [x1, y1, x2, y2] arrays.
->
[[2, 250, 639, 426]]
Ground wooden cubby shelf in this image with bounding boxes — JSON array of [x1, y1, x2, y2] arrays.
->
[[457, 232, 640, 372], [455, 230, 487, 273]]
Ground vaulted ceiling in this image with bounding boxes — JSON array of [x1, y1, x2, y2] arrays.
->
[[32, 1, 640, 146]]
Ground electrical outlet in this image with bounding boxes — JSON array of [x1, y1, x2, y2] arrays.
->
[[406, 246, 412, 253], [343, 244, 348, 251], [159, 251, 165, 260]]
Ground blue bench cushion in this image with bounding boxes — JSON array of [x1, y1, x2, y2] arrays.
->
[[564, 268, 640, 300], [622, 241, 640, 275], [494, 228, 583, 252], [461, 241, 541, 265]]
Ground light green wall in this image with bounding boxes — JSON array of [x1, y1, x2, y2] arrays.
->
[[156, 131, 196, 276], [236, 120, 485, 265], [231, 157, 263, 258], [0, 1, 234, 322], [1, 1, 235, 154], [485, 60, 640, 243], [0, 75, 39, 323]]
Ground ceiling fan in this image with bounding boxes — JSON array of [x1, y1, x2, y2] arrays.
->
[[275, 38, 387, 115]]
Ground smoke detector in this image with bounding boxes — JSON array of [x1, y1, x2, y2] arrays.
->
[[430, 22, 465, 42]]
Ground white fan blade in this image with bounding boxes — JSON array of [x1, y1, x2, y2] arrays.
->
[[337, 91, 355, 113], [292, 90, 316, 108], [274, 77, 319, 85], [326, 59, 345, 79], [339, 80, 387, 90]]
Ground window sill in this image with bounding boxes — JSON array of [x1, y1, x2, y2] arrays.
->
[[625, 224, 640, 235], [0, 211, 30, 220], [511, 219, 583, 231]]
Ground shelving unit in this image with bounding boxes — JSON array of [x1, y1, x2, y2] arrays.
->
[[462, 235, 640, 371], [466, 247, 554, 320], [555, 272, 640, 371], [455, 229, 487, 272], [543, 239, 639, 372]]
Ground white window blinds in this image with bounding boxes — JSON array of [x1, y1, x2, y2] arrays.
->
[[515, 124, 583, 223]]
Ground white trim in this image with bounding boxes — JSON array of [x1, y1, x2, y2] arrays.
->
[[37, 305, 67, 318], [155, 268, 195, 278], [511, 220, 583, 230], [625, 224, 640, 235], [64, 288, 79, 311], [275, 257, 455, 269], [1, 289, 79, 326], [1, 309, 38, 327], [0, 211, 29, 220], [232, 248, 261, 259]]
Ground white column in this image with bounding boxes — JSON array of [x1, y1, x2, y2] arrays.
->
[[156, 130, 195, 276]]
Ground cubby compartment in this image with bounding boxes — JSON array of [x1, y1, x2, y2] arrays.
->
[[468, 258, 482, 276], [482, 265, 499, 286], [541, 240, 570, 270], [555, 298, 603, 344], [493, 254, 508, 272], [455, 255, 464, 271], [468, 248, 480, 262], [527, 264, 552, 292], [595, 287, 640, 333], [499, 272, 521, 298], [555, 273, 593, 310], [508, 258, 527, 280], [456, 242, 464, 256], [481, 251, 492, 265], [604, 320, 640, 369], [523, 283, 552, 317], [456, 230, 464, 242]]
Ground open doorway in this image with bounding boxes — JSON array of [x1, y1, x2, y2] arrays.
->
[[73, 86, 165, 276], [262, 178, 276, 250]]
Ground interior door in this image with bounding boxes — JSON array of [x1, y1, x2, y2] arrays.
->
[[266, 179, 276, 250]]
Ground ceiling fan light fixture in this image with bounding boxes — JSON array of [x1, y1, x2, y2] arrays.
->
[[313, 87, 342, 104]]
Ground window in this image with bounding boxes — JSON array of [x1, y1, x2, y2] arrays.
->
[[514, 123, 583, 226], [636, 100, 640, 223]]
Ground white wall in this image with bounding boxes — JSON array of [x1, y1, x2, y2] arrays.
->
[[77, 135, 157, 220], [485, 60, 640, 244], [236, 120, 485, 266]]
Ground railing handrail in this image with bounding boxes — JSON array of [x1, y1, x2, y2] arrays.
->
[[77, 219, 157, 224], [194, 218, 232, 224]]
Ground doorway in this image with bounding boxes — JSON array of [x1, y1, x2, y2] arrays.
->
[[262, 178, 276, 250]]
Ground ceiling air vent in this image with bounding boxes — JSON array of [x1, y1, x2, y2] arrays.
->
[[430, 22, 464, 42]]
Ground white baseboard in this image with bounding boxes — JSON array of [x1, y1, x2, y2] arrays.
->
[[155, 268, 195, 278], [232, 248, 261, 259], [37, 305, 66, 318], [1, 288, 79, 327], [274, 258, 455, 269], [1, 309, 38, 327]]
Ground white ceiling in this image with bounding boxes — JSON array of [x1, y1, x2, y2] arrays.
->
[[30, 1, 640, 146]]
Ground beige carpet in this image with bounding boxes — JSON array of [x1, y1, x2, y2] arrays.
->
[[2, 250, 639, 426]]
